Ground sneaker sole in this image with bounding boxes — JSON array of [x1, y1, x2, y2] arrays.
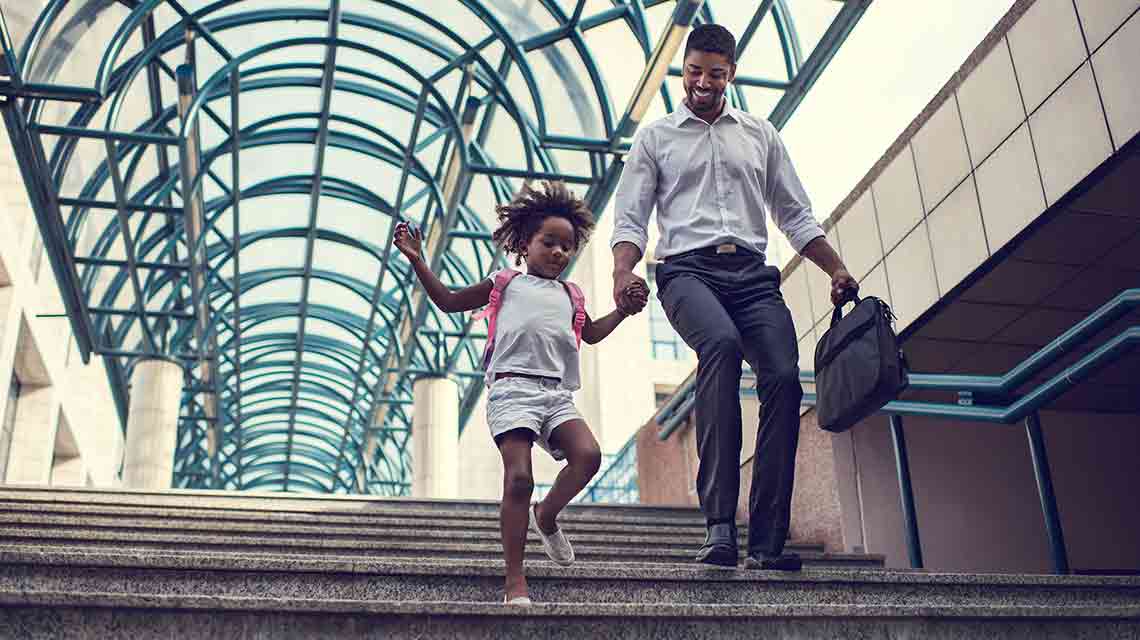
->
[[530, 505, 574, 566]]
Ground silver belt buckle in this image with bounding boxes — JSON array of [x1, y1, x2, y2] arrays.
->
[[716, 243, 737, 255]]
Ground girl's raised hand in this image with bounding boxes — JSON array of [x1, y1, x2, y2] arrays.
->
[[393, 221, 423, 263]]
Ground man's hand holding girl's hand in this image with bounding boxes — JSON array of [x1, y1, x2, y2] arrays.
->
[[616, 276, 649, 316]]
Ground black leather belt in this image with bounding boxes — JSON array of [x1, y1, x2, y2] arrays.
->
[[662, 243, 760, 262]]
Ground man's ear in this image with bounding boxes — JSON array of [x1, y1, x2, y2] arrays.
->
[[727, 63, 737, 84]]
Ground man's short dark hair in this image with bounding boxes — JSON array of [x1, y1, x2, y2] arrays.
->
[[684, 24, 736, 64]]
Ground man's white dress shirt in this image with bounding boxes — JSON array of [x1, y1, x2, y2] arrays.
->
[[611, 100, 824, 261]]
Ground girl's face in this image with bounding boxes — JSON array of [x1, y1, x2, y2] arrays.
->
[[524, 215, 576, 279]]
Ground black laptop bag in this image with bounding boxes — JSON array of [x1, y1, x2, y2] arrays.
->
[[813, 296, 909, 433]]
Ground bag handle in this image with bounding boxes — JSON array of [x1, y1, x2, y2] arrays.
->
[[830, 293, 862, 328]]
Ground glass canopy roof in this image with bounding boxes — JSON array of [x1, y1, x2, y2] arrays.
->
[[0, 0, 868, 493]]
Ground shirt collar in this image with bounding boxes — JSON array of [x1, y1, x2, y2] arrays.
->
[[673, 99, 741, 126]]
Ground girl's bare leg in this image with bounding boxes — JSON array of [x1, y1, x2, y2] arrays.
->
[[497, 430, 536, 599], [534, 420, 602, 533]]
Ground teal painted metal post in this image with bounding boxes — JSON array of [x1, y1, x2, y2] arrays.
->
[[1025, 412, 1069, 574], [889, 414, 924, 569]]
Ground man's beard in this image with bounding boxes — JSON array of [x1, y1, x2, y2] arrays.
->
[[686, 86, 723, 114]]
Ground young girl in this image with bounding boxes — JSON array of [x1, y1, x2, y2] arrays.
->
[[393, 180, 647, 605]]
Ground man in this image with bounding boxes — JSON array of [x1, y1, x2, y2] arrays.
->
[[610, 24, 858, 570]]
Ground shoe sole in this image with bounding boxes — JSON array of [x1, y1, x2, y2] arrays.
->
[[743, 557, 803, 571], [696, 546, 738, 567]]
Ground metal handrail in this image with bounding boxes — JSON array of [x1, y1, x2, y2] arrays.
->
[[582, 433, 640, 503], [802, 327, 1138, 421]]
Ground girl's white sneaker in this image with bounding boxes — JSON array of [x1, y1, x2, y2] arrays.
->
[[529, 503, 575, 566], [504, 596, 533, 606]]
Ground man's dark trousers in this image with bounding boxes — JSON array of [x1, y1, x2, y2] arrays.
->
[[656, 249, 803, 557]]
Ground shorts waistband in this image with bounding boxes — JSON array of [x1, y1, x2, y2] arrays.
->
[[495, 372, 562, 385]]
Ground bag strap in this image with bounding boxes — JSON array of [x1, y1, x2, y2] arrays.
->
[[561, 280, 587, 349], [830, 294, 862, 328]]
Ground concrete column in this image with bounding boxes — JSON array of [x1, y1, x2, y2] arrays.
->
[[412, 375, 459, 499], [3, 385, 59, 484], [0, 287, 19, 479], [122, 358, 183, 489], [51, 456, 86, 486]]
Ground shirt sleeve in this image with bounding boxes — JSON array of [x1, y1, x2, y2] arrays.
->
[[610, 128, 658, 255], [765, 126, 824, 254]]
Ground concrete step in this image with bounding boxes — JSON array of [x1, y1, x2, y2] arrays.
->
[[4, 591, 1139, 639], [0, 514, 826, 557], [4, 547, 1137, 608], [2, 537, 877, 568], [0, 508, 817, 549], [0, 497, 710, 530], [0, 487, 707, 523]]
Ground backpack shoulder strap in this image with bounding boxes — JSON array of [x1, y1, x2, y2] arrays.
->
[[561, 281, 587, 349], [472, 269, 520, 321], [473, 269, 520, 369]]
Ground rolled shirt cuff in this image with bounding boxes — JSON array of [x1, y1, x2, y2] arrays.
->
[[610, 230, 648, 256], [788, 225, 825, 255]]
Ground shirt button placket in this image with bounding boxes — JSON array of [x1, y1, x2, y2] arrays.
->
[[709, 126, 726, 228], [713, 125, 729, 230]]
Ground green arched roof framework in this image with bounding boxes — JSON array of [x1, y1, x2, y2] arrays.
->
[[0, 0, 869, 493]]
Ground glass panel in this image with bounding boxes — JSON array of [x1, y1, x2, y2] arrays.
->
[[526, 39, 604, 138], [647, 265, 688, 361], [1, 1, 49, 69], [24, 0, 128, 88]]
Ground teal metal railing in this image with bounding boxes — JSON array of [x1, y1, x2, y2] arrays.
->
[[581, 436, 639, 504], [658, 290, 1139, 437], [539, 436, 640, 504]]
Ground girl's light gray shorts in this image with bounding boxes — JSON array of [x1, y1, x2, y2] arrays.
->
[[486, 376, 581, 461]]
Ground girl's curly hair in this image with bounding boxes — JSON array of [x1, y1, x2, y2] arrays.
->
[[491, 180, 595, 266]]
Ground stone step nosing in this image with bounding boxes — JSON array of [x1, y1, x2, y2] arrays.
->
[[7, 567, 1138, 609], [0, 524, 802, 549], [0, 490, 704, 518], [0, 501, 710, 529], [0, 522, 812, 550], [0, 512, 807, 542], [0, 541, 881, 566], [2, 548, 1134, 588], [6, 591, 1140, 621]]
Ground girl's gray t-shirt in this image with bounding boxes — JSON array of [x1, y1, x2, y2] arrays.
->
[[483, 271, 581, 391]]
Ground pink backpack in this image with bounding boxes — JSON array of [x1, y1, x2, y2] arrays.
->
[[472, 269, 587, 369]]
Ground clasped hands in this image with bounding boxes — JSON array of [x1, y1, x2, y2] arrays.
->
[[613, 270, 650, 316]]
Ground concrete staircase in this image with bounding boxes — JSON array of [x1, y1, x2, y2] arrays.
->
[[1, 487, 1137, 638]]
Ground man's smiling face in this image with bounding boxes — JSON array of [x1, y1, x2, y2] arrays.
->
[[682, 49, 736, 118]]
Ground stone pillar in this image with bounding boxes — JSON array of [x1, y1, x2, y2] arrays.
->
[[3, 385, 59, 484], [122, 358, 183, 488], [412, 375, 459, 499], [50, 456, 86, 486]]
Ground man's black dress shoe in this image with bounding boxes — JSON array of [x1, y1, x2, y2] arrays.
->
[[695, 523, 738, 567], [743, 551, 803, 571]]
